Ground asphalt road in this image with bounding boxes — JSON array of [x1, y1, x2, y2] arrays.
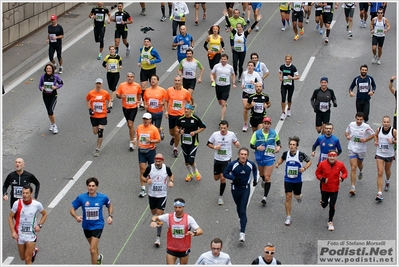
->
[[2, 2, 397, 266]]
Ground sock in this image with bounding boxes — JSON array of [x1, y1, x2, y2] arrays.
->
[[186, 165, 192, 174], [191, 163, 197, 174], [161, 5, 165, 16], [326, 29, 330, 37], [157, 225, 162, 236], [282, 19, 286, 27], [385, 180, 390, 184], [220, 182, 226, 196], [262, 196, 267, 200], [141, 185, 145, 190], [125, 42, 130, 48], [98, 254, 101, 260], [264, 182, 271, 197]]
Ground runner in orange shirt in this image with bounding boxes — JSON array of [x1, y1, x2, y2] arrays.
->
[[116, 72, 142, 151], [86, 78, 111, 157], [143, 75, 167, 141], [165, 76, 193, 158], [133, 113, 161, 198]]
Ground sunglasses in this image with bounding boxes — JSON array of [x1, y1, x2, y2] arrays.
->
[[264, 251, 275, 255]]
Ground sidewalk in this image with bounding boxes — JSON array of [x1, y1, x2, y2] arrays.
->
[[2, 3, 118, 88]]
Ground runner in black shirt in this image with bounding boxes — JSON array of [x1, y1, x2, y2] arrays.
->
[[89, 2, 111, 60]]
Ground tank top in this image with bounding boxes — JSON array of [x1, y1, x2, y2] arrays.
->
[[208, 35, 222, 53], [167, 213, 191, 252], [373, 18, 386, 37], [376, 127, 395, 157]]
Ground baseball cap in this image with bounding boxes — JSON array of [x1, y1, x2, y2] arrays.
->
[[50, 14, 57, 20], [143, 113, 152, 119], [95, 78, 103, 84], [262, 117, 272, 123], [320, 77, 328, 83]]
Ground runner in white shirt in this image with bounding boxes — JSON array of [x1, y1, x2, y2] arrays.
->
[[241, 60, 262, 132], [207, 120, 240, 205], [8, 185, 47, 264], [345, 112, 375, 195], [249, 52, 270, 86], [195, 238, 232, 265]]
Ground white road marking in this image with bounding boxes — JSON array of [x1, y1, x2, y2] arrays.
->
[[47, 161, 92, 209], [3, 257, 14, 265], [300, 56, 315, 81]]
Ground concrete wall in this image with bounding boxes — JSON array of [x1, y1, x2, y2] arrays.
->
[[2, 2, 78, 49]]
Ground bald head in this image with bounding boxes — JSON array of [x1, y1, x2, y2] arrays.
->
[[14, 158, 25, 172]]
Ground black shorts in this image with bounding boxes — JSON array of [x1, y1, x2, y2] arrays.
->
[[182, 144, 198, 164], [148, 195, 167, 210], [281, 86, 294, 103], [140, 68, 157, 83], [375, 155, 395, 162], [215, 85, 230, 101], [372, 36, 385, 47], [242, 91, 251, 99], [322, 13, 333, 24], [123, 107, 138, 122], [359, 3, 369, 12], [94, 27, 105, 43], [292, 10, 304, 22], [83, 228, 103, 239], [168, 115, 180, 130], [225, 3, 234, 9], [280, 10, 290, 15], [138, 148, 156, 164], [250, 116, 264, 128], [315, 111, 331, 127], [114, 30, 128, 39], [284, 181, 302, 195], [315, 10, 323, 16], [195, 2, 206, 5], [167, 249, 191, 258], [183, 78, 197, 90], [90, 117, 107, 127], [344, 8, 355, 18], [213, 159, 230, 175]]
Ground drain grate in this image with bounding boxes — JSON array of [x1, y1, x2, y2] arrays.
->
[[65, 13, 80, 18]]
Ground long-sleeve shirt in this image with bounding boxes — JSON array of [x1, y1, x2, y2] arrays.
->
[[223, 159, 257, 186], [315, 160, 348, 192], [349, 75, 376, 101], [3, 171, 40, 201]]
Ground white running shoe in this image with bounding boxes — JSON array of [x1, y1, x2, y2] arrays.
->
[[242, 124, 248, 132], [155, 236, 161, 247], [286, 109, 291, 117], [239, 232, 245, 242], [52, 125, 58, 134], [285, 216, 291, 226], [49, 124, 54, 131], [129, 142, 134, 151], [281, 27, 286, 31], [372, 55, 378, 64], [126, 46, 131, 56], [93, 148, 101, 157], [328, 221, 334, 231], [280, 112, 286, 120], [377, 58, 381, 65], [218, 196, 224, 205]]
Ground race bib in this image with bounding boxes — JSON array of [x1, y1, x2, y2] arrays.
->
[[358, 82, 368, 93], [21, 222, 32, 234], [13, 186, 23, 198], [353, 135, 361, 143], [93, 102, 104, 113], [85, 207, 100, 220], [126, 94, 136, 104], [283, 76, 292, 86], [139, 133, 150, 144], [180, 44, 188, 54], [115, 15, 123, 24], [254, 102, 264, 113], [108, 63, 118, 72], [172, 100, 183, 110], [320, 153, 328, 162], [319, 102, 329, 112], [171, 224, 185, 238], [96, 13, 104, 21], [182, 134, 192, 145], [149, 98, 158, 108], [380, 142, 389, 152], [152, 182, 163, 192], [211, 45, 220, 52], [49, 34, 57, 43], [217, 149, 227, 155], [287, 166, 299, 178], [264, 145, 275, 157], [43, 81, 53, 92]]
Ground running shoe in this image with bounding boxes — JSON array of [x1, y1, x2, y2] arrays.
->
[[255, 25, 259, 32], [211, 81, 216, 87], [185, 173, 193, 182], [49, 124, 54, 131], [319, 29, 323, 35], [360, 21, 363, 28], [306, 19, 309, 24], [218, 196, 224, 205], [286, 109, 291, 117], [140, 9, 146, 16], [58, 66, 63, 74], [261, 198, 267, 206], [242, 124, 248, 132], [195, 20, 198, 25], [384, 182, 390, 191], [239, 232, 245, 242], [94, 148, 101, 157], [97, 53, 102, 60], [294, 34, 299, 41], [324, 37, 329, 44], [316, 23, 320, 30], [327, 222, 334, 231], [246, 19, 250, 24], [193, 171, 201, 181], [358, 172, 363, 180], [97, 253, 103, 265], [203, 13, 206, 20], [280, 112, 286, 120], [170, 137, 175, 146], [173, 148, 178, 158], [349, 186, 356, 196], [377, 58, 381, 65], [32, 247, 39, 263], [52, 125, 58, 134], [126, 45, 131, 56], [363, 21, 367, 28], [300, 28, 304, 35], [284, 216, 291, 226], [281, 27, 286, 31], [287, 20, 291, 26], [372, 55, 378, 64], [139, 189, 147, 198], [348, 31, 353, 37], [346, 24, 349, 31], [155, 236, 161, 247], [110, 101, 113, 109], [297, 196, 302, 203], [160, 16, 166, 22], [375, 193, 383, 202], [242, 12, 245, 17], [129, 142, 134, 151], [160, 127, 165, 141]]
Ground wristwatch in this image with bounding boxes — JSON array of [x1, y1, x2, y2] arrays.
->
[[38, 224, 43, 228], [193, 230, 197, 236]]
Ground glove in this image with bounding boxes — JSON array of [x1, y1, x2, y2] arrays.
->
[[333, 103, 337, 107], [169, 15, 173, 21], [320, 177, 327, 184], [233, 176, 241, 185], [253, 179, 258, 187], [107, 107, 111, 113], [89, 108, 94, 116]]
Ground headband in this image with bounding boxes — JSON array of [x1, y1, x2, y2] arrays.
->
[[154, 156, 164, 161], [174, 200, 185, 207], [328, 151, 338, 157]]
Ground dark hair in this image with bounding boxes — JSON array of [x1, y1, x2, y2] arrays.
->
[[151, 74, 159, 81], [144, 37, 151, 42], [250, 52, 259, 59], [117, 2, 123, 6], [238, 147, 249, 155], [220, 54, 229, 60], [356, 112, 365, 119], [247, 60, 256, 67], [44, 63, 55, 74], [211, 238, 223, 246], [208, 25, 220, 35], [186, 48, 193, 55], [288, 136, 300, 146], [86, 177, 99, 186], [219, 120, 229, 127], [324, 122, 333, 127], [23, 184, 33, 192], [174, 198, 185, 203], [360, 64, 368, 70]]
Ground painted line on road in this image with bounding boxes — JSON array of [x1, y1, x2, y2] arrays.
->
[[47, 161, 93, 209], [116, 118, 126, 128], [300, 56, 315, 82], [2, 257, 14, 265]]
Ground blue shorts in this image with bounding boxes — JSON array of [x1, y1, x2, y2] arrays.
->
[[251, 3, 262, 10], [138, 148, 156, 164], [257, 157, 275, 167]]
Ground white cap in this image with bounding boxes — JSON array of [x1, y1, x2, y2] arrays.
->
[[143, 113, 152, 119], [95, 78, 103, 84]]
